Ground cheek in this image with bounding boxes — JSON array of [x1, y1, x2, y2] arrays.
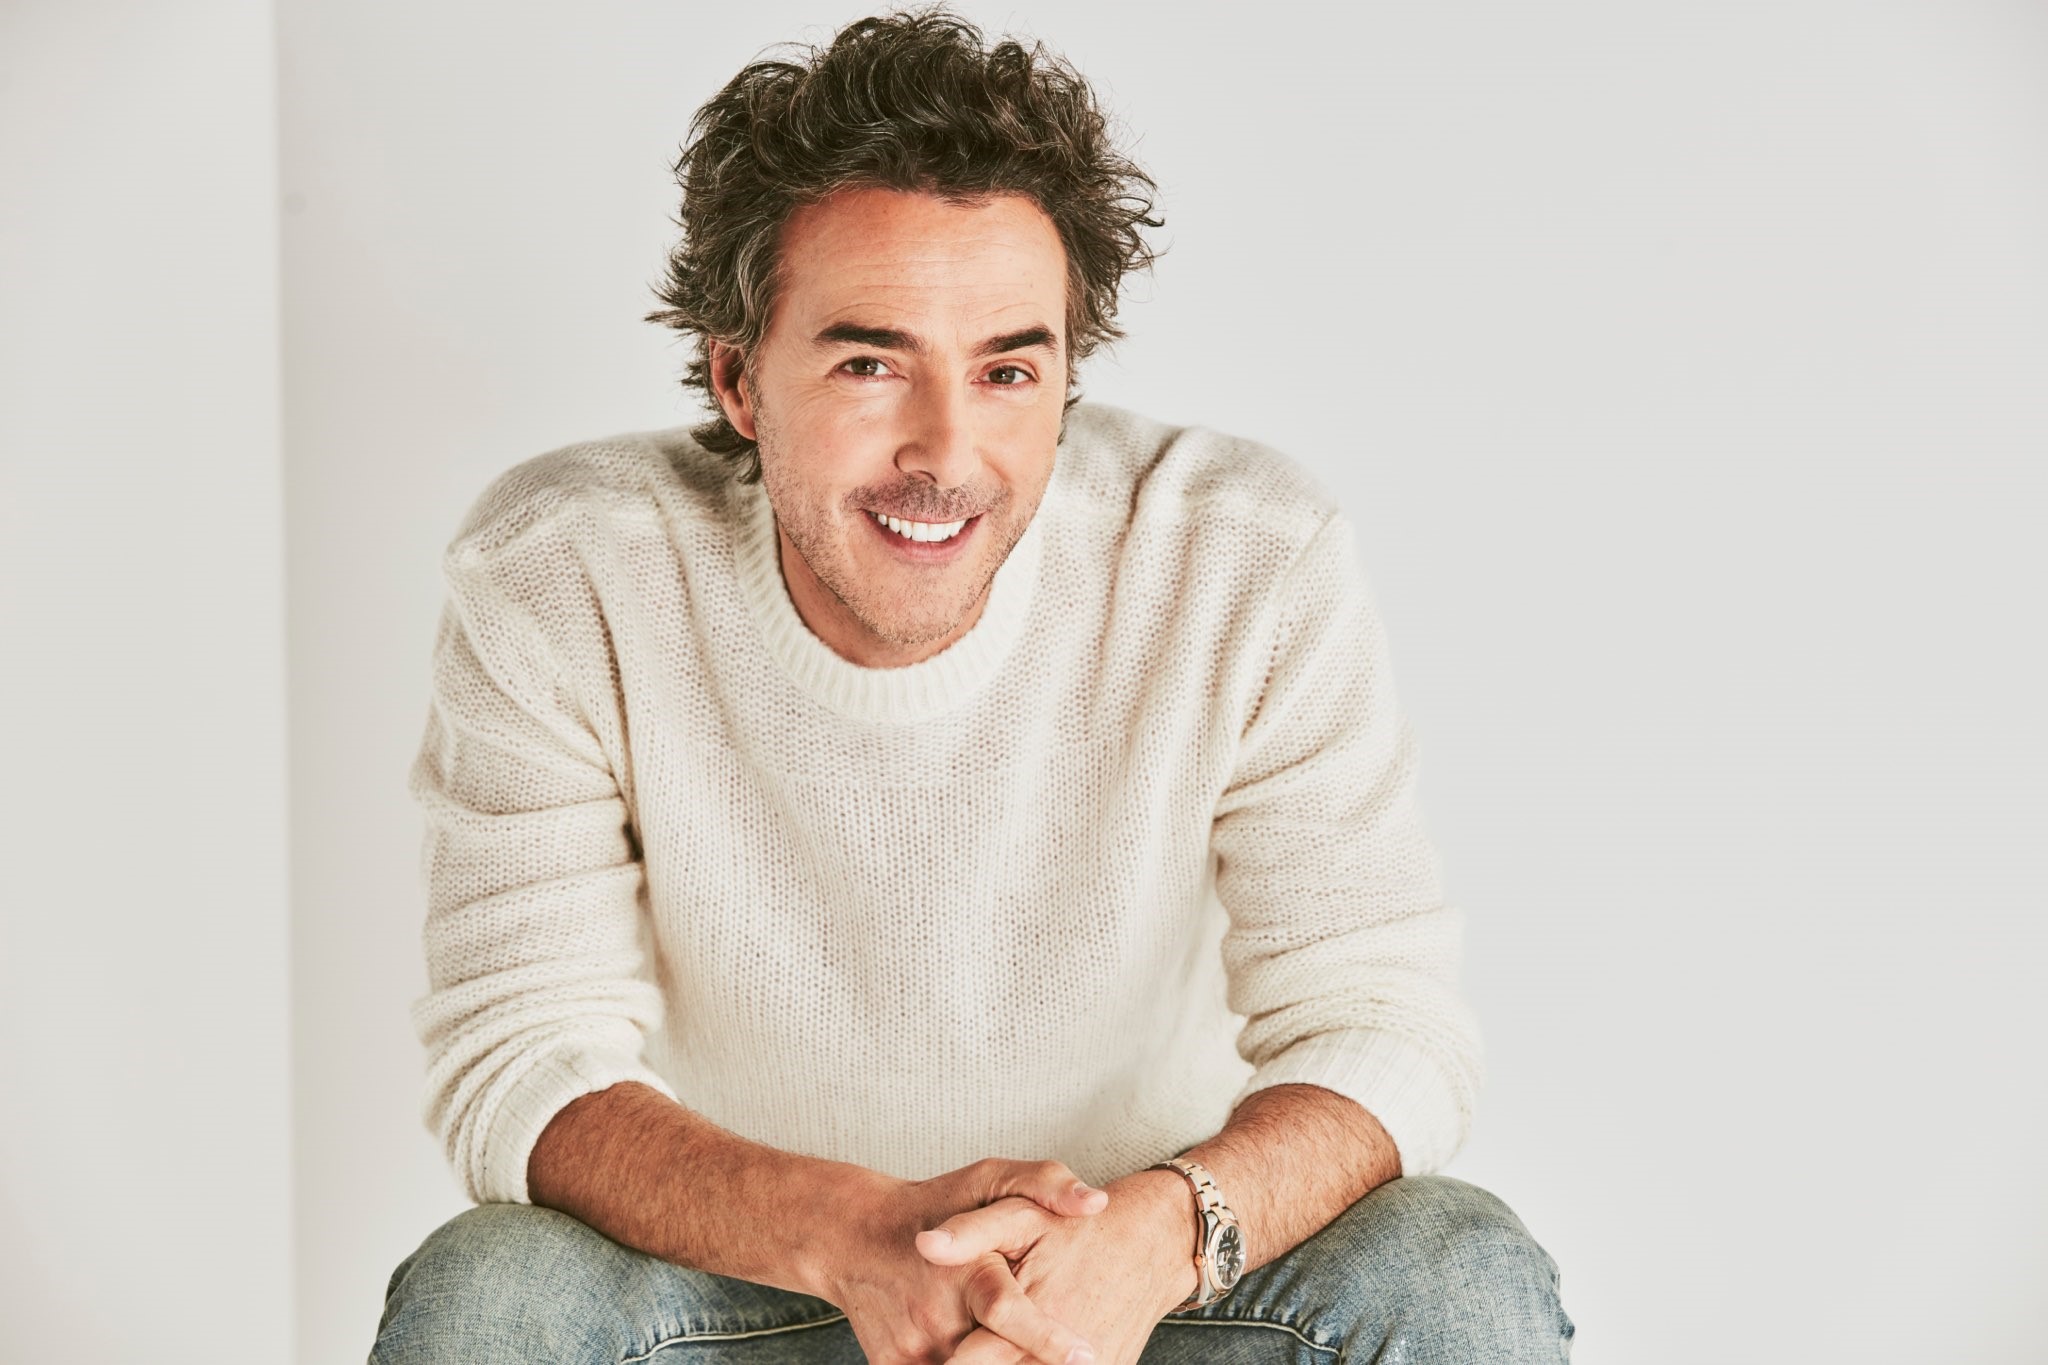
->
[[763, 395, 901, 497], [764, 388, 867, 461], [1009, 392, 1065, 453]]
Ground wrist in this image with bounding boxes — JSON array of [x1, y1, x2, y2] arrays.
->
[[791, 1159, 901, 1302], [1108, 1167, 1202, 1315]]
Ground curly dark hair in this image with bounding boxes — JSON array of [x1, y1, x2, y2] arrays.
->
[[643, 5, 1164, 483]]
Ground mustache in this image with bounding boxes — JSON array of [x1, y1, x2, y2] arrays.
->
[[856, 490, 1000, 522]]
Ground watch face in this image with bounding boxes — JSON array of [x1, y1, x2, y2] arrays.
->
[[1211, 1222, 1245, 1288]]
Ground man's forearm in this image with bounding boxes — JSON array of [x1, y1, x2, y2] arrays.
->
[[1189, 1083, 1403, 1272], [1119, 1082, 1403, 1304], [525, 1080, 872, 1299]]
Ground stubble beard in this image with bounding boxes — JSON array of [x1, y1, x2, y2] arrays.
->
[[754, 400, 1014, 655]]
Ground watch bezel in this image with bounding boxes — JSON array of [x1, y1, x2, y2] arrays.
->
[[1203, 1212, 1245, 1291]]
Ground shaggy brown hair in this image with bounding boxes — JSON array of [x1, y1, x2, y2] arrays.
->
[[643, 6, 1164, 483]]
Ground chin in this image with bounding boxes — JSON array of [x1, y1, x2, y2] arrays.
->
[[863, 609, 965, 653], [863, 580, 977, 642]]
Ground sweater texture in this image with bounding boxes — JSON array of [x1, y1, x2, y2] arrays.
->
[[407, 401, 1484, 1207]]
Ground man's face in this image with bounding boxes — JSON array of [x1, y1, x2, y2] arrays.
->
[[709, 186, 1068, 668]]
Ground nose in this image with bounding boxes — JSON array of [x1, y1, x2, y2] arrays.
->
[[895, 375, 979, 495]]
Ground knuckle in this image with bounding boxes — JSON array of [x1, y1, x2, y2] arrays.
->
[[1035, 1159, 1070, 1184], [967, 1258, 1015, 1306]]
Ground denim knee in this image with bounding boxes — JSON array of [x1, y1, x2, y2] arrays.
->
[[370, 1203, 635, 1364], [1317, 1174, 1573, 1362]]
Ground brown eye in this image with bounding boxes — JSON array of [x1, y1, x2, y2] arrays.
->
[[988, 365, 1033, 386], [844, 356, 889, 378]]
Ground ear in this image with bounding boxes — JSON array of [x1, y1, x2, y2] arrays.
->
[[707, 339, 759, 442]]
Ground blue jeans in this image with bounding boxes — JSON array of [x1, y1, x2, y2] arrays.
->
[[369, 1174, 1573, 1362]]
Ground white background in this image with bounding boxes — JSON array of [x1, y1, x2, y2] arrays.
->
[[2, 2, 2042, 1361]]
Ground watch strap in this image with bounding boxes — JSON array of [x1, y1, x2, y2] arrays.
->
[[1147, 1156, 1241, 1310]]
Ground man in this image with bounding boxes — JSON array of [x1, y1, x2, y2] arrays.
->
[[372, 9, 1571, 1363]]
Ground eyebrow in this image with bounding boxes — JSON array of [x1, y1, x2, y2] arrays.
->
[[812, 321, 1059, 359]]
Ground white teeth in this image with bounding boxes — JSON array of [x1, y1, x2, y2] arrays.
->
[[872, 512, 968, 543]]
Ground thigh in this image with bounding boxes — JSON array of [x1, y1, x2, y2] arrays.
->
[[1137, 1174, 1574, 1364], [369, 1202, 861, 1364]]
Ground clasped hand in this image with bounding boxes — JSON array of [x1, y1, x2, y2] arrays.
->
[[820, 1156, 1181, 1365]]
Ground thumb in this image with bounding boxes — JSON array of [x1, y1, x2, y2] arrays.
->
[[916, 1197, 1055, 1265]]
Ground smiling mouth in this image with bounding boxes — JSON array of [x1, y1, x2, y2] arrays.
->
[[867, 509, 977, 544], [863, 508, 982, 558]]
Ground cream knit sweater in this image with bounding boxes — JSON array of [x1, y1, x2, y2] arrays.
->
[[407, 401, 1483, 1208]]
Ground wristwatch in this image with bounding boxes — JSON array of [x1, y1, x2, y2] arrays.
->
[[1147, 1156, 1245, 1310]]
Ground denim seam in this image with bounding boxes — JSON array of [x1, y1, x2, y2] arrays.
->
[[623, 1310, 850, 1362], [1153, 1314, 1340, 1356]]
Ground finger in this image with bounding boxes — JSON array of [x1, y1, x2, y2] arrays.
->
[[959, 1256, 1096, 1365], [982, 1158, 1108, 1218], [918, 1196, 1054, 1264], [948, 1325, 1034, 1364]]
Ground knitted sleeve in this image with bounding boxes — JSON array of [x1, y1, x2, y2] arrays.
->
[[405, 547, 678, 1206], [1212, 508, 1485, 1177]]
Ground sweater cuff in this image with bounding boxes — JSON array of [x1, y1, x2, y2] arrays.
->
[[478, 1045, 681, 1206], [1230, 1028, 1469, 1177]]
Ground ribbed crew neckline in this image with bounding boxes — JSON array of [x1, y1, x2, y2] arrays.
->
[[728, 460, 1059, 724]]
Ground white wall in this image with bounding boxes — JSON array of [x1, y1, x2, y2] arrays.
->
[[8, 1, 2034, 1361], [0, 2, 294, 1361]]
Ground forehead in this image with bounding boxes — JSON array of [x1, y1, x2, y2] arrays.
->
[[771, 187, 1067, 331]]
